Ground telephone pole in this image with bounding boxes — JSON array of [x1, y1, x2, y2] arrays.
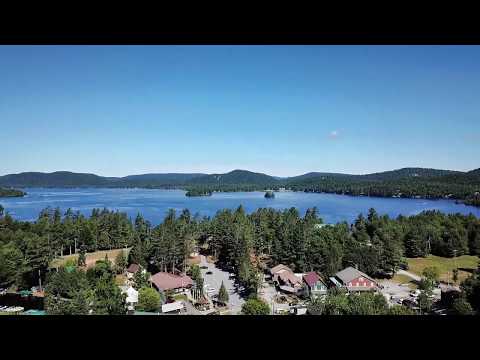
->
[[38, 269, 42, 291]]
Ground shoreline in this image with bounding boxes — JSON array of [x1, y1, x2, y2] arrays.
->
[[7, 186, 479, 207]]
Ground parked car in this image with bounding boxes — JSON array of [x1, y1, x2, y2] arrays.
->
[[200, 265, 208, 269], [207, 287, 216, 293], [206, 271, 213, 275]]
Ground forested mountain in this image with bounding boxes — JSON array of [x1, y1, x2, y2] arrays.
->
[[468, 168, 480, 176], [0, 172, 206, 188], [358, 167, 460, 181], [286, 172, 352, 182], [0, 167, 479, 205], [0, 171, 113, 187], [285, 168, 460, 183], [189, 170, 277, 186], [120, 173, 205, 187]]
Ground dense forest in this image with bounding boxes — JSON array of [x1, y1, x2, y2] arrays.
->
[[0, 188, 25, 197], [1, 204, 479, 287], [1, 168, 479, 206], [1, 203, 480, 313]]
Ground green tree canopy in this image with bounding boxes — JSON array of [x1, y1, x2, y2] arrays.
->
[[137, 287, 161, 312], [241, 298, 270, 315], [218, 281, 229, 305]]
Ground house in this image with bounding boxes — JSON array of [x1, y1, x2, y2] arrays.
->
[[125, 286, 139, 305], [303, 272, 328, 298], [333, 267, 378, 292], [120, 285, 139, 313], [270, 264, 304, 294], [150, 272, 193, 294], [126, 264, 141, 279]]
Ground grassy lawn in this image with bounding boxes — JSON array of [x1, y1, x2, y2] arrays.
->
[[50, 248, 131, 269], [407, 255, 479, 285], [115, 274, 127, 286], [391, 274, 418, 289]]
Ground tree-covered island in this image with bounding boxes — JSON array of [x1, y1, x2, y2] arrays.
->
[[0, 188, 25, 198], [264, 190, 275, 198], [185, 189, 213, 197]]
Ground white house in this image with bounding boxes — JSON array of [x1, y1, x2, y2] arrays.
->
[[120, 285, 139, 312]]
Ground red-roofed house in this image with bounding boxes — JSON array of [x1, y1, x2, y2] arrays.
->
[[150, 272, 193, 293], [303, 272, 328, 298]]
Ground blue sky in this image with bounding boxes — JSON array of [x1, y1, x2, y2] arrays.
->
[[1, 45, 479, 177]]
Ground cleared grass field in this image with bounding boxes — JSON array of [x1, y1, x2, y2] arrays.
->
[[50, 248, 131, 269], [407, 255, 479, 284], [391, 273, 418, 289]]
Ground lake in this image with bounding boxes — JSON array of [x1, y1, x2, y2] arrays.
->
[[1, 188, 479, 225]]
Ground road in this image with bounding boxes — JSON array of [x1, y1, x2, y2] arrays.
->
[[396, 270, 421, 282], [199, 255, 245, 314]]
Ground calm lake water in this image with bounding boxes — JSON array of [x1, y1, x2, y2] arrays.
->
[[1, 188, 480, 225]]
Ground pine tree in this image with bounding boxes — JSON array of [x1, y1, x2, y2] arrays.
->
[[78, 245, 87, 267], [218, 281, 229, 305]]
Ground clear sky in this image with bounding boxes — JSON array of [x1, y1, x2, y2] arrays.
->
[[1, 45, 479, 177]]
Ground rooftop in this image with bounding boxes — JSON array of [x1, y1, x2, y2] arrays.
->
[[150, 272, 193, 291], [127, 264, 140, 273], [303, 272, 321, 287], [335, 267, 374, 284]]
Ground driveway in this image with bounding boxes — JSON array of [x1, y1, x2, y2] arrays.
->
[[199, 255, 245, 314], [397, 270, 421, 282], [259, 281, 276, 315]]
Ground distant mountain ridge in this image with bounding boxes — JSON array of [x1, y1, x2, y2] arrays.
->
[[189, 170, 276, 186], [0, 167, 477, 188], [1, 167, 479, 205]]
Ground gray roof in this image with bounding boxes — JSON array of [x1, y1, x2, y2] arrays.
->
[[329, 276, 342, 287], [335, 267, 373, 284]]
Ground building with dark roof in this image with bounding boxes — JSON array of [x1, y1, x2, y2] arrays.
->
[[126, 264, 141, 280], [333, 267, 378, 292], [150, 272, 193, 293]]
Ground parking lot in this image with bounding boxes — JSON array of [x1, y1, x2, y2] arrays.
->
[[199, 255, 245, 314], [379, 280, 413, 305]]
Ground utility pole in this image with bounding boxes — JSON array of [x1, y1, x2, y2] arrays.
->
[[453, 249, 457, 285], [38, 269, 42, 291]]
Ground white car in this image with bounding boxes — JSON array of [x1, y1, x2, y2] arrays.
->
[[206, 287, 216, 293]]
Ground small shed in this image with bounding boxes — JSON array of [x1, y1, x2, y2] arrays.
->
[[126, 264, 141, 279]]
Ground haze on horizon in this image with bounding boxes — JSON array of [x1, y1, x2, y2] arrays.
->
[[1, 45, 479, 177]]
